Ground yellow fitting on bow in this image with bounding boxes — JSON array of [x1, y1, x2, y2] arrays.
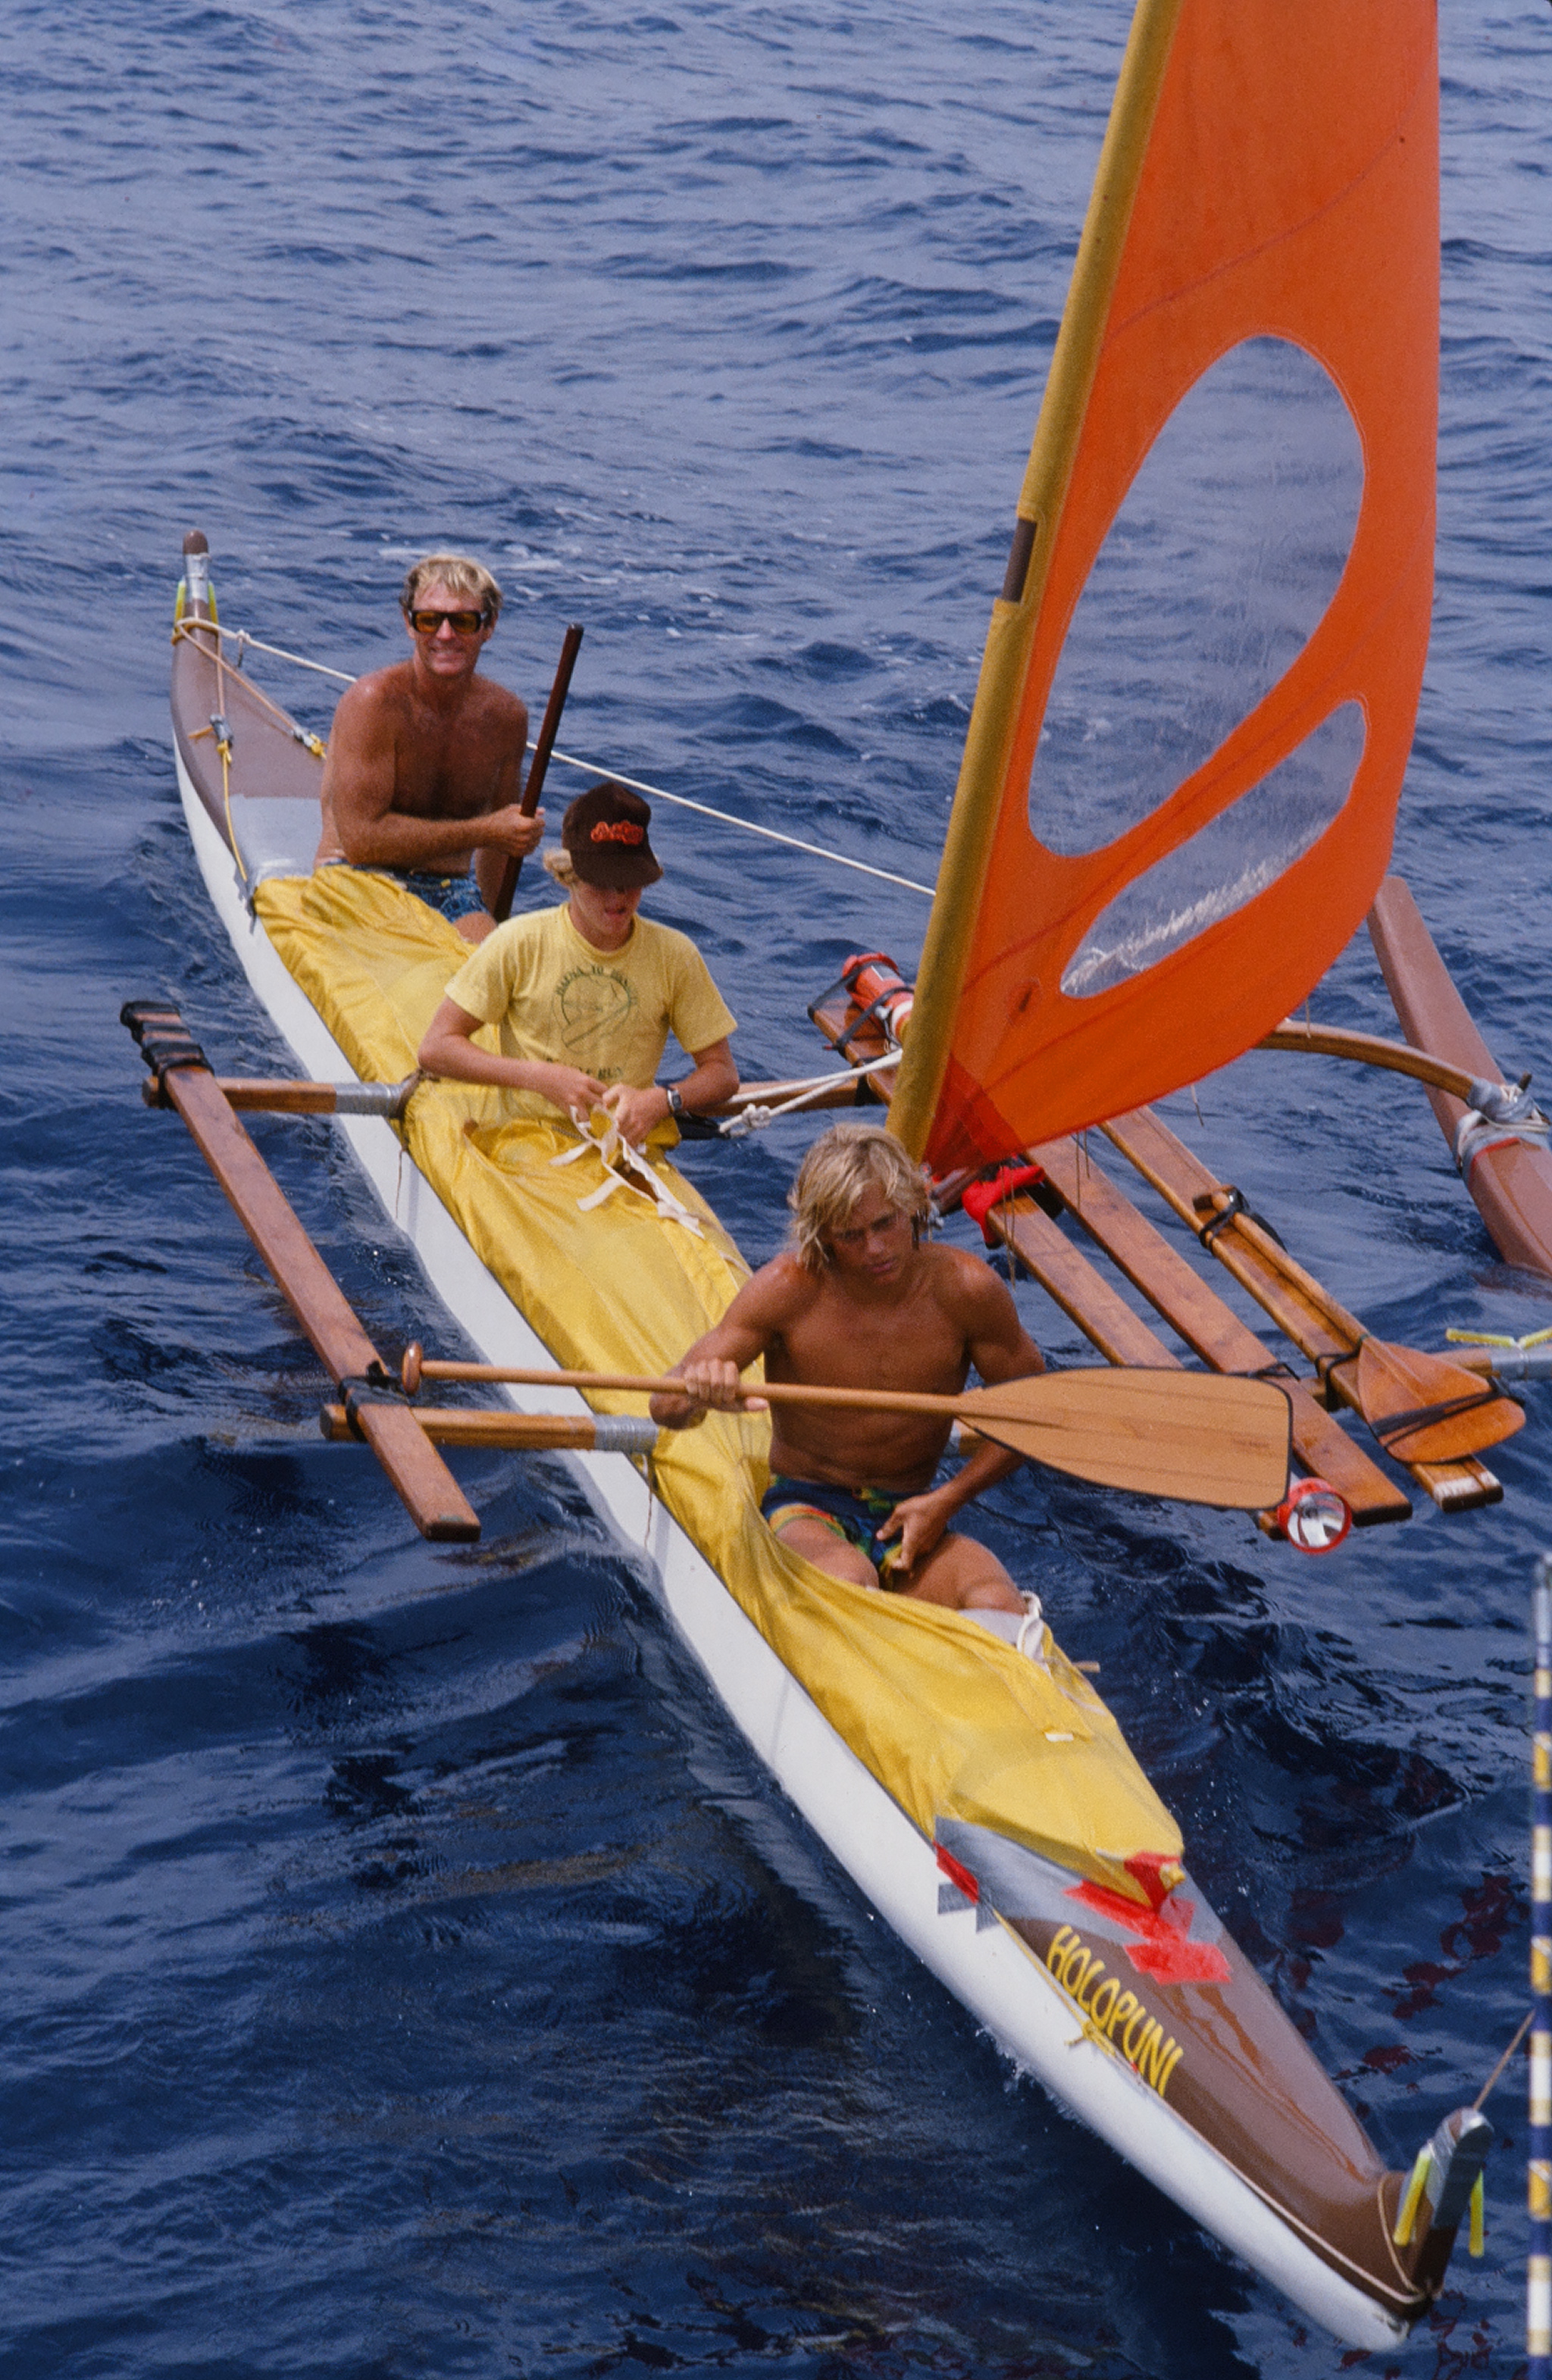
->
[[1393, 2147, 1432, 2246], [1469, 2170, 1485, 2258]]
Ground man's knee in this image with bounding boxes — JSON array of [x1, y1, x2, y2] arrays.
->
[[457, 911, 495, 943], [904, 1534, 1022, 1612], [772, 1517, 878, 1590]]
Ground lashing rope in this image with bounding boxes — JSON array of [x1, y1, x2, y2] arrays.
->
[[173, 619, 934, 896], [719, 1046, 901, 1137]]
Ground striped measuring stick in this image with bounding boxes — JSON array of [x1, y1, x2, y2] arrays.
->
[[1532, 1556, 1552, 2377]]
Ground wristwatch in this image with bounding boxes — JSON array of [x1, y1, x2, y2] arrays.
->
[[662, 1083, 685, 1120]]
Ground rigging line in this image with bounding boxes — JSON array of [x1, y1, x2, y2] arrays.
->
[[537, 746, 937, 896], [180, 618, 356, 684], [1474, 2006, 1533, 2111], [721, 1048, 900, 1137], [171, 621, 329, 744], [196, 621, 939, 896]]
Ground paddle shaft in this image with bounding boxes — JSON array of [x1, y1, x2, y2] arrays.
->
[[398, 1349, 1294, 1509], [405, 1350, 1021, 1427], [491, 621, 584, 924]]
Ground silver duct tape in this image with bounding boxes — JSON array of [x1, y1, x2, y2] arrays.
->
[[590, 1416, 661, 1455], [333, 1077, 418, 1119]]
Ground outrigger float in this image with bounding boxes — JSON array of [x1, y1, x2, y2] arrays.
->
[[127, 0, 1528, 2347]]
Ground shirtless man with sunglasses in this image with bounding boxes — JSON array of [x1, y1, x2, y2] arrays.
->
[[314, 552, 543, 943]]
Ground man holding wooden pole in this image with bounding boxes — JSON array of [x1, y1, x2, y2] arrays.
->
[[314, 552, 542, 940], [650, 1125, 1044, 1612]]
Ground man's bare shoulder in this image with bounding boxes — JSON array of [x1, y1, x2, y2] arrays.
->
[[332, 661, 416, 727], [924, 1242, 1019, 1321], [734, 1250, 821, 1324]]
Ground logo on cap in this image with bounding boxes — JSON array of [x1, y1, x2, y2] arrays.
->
[[590, 821, 646, 846]]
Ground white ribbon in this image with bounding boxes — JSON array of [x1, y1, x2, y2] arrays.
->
[[551, 1112, 705, 1237]]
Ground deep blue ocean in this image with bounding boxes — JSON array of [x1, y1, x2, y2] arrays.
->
[[4, 4, 1551, 2373]]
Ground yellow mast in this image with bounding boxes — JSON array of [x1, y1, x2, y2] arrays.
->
[[888, 0, 1184, 1159]]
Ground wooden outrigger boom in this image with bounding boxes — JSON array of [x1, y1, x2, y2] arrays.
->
[[120, 999, 480, 1544], [1369, 874, 1552, 1278], [1101, 1108, 1519, 1493]]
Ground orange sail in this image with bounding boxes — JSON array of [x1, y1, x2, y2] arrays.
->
[[890, 0, 1439, 1171]]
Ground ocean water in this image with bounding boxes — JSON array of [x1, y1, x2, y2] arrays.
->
[[2, 3, 1551, 2373]]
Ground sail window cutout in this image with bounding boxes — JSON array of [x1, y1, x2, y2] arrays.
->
[[1029, 339, 1364, 858], [1061, 703, 1366, 997]]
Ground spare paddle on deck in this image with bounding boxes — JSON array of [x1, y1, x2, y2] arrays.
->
[[1350, 1339, 1525, 1464], [399, 1347, 1294, 1511], [1106, 1115, 1521, 1471], [491, 621, 583, 924]]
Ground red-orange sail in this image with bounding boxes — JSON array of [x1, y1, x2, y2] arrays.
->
[[890, 0, 1438, 1171]]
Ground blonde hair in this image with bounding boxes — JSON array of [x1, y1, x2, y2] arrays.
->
[[542, 847, 576, 884], [400, 552, 503, 621], [787, 1124, 930, 1271]]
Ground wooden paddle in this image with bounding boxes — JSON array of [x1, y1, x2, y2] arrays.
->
[[1169, 1169, 1522, 1465], [1349, 1339, 1525, 1464], [490, 621, 583, 924], [399, 1348, 1294, 1511]]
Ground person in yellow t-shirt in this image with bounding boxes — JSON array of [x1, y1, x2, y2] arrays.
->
[[417, 779, 739, 1144]]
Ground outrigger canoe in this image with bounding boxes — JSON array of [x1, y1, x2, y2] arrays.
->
[[139, 0, 1507, 2342], [144, 540, 1492, 2350]]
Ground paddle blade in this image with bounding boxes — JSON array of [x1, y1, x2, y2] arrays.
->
[[1355, 1338, 1525, 1463], [963, 1370, 1292, 1510]]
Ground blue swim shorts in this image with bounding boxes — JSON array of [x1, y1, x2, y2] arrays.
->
[[761, 1474, 906, 1583], [321, 859, 490, 925], [380, 868, 489, 924]]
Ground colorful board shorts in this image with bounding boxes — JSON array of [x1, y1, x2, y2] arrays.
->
[[379, 867, 489, 924], [761, 1474, 906, 1584]]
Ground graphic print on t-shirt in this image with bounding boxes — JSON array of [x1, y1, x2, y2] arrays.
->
[[557, 962, 638, 1066]]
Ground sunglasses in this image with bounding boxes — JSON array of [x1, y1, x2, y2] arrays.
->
[[407, 607, 490, 636]]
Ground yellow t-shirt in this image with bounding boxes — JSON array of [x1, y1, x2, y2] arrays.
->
[[444, 903, 738, 1122]]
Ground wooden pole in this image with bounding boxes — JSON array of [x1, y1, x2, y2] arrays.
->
[[321, 1405, 659, 1453], [156, 1068, 862, 1124], [1258, 1017, 1502, 1106], [491, 622, 584, 924], [123, 1004, 479, 1542]]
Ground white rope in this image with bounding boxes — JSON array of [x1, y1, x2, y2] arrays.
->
[[206, 622, 937, 894], [539, 747, 936, 897], [194, 620, 356, 684], [720, 1047, 900, 1137]]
